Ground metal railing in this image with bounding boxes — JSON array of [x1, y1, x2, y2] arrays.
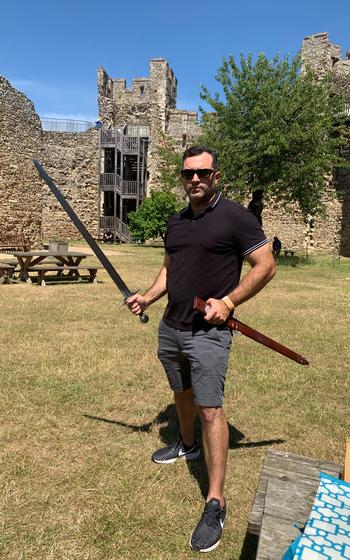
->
[[125, 124, 150, 137], [100, 173, 122, 188], [100, 130, 140, 152], [123, 137, 139, 151], [345, 103, 350, 117], [123, 181, 138, 195], [40, 117, 96, 132], [100, 216, 130, 242], [100, 174, 142, 196], [101, 129, 123, 145]]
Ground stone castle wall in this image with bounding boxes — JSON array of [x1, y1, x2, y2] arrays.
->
[[302, 32, 350, 100], [261, 189, 342, 254], [0, 75, 100, 244], [0, 77, 43, 245], [41, 129, 99, 239], [166, 110, 201, 145], [301, 32, 350, 255], [98, 59, 178, 131]]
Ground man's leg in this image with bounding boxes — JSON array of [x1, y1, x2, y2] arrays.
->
[[151, 390, 199, 463], [198, 406, 228, 507], [153, 322, 200, 464], [174, 388, 197, 447], [189, 327, 232, 552]]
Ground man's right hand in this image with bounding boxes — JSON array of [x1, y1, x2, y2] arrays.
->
[[126, 293, 148, 316]]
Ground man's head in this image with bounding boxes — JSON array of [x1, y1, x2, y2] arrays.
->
[[181, 146, 220, 209]]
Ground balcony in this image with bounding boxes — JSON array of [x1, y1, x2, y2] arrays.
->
[[100, 131, 141, 152], [100, 174, 142, 197]]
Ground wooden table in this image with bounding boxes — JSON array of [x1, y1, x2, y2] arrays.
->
[[247, 449, 343, 559], [11, 251, 89, 282]]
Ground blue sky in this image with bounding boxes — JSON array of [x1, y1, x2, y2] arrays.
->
[[1, 0, 349, 122]]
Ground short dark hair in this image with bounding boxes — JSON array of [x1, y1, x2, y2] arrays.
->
[[182, 146, 218, 170]]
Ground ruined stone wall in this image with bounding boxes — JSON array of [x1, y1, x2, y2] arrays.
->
[[166, 110, 201, 145], [261, 189, 342, 254], [302, 32, 342, 78], [98, 59, 178, 131], [41, 129, 99, 240], [336, 142, 350, 256], [301, 33, 350, 254], [0, 76, 43, 245], [302, 32, 350, 100]]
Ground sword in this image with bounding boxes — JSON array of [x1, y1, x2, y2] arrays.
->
[[33, 160, 149, 324], [194, 297, 309, 365]]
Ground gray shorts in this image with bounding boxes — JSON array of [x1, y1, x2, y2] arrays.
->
[[157, 319, 233, 407]]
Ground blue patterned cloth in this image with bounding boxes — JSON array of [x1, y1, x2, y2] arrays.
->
[[292, 472, 350, 559]]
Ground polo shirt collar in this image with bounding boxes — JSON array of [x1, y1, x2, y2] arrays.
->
[[181, 191, 222, 219]]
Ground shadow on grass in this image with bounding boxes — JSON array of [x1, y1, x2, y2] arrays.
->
[[85, 406, 282, 560], [85, 404, 284, 501]]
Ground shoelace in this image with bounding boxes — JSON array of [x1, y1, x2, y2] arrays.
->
[[201, 502, 222, 527]]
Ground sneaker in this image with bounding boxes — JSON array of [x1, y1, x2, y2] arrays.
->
[[151, 438, 200, 464], [190, 498, 226, 553]]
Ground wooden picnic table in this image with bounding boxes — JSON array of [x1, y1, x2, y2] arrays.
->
[[11, 251, 89, 282]]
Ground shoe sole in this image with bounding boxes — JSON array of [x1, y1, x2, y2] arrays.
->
[[189, 537, 221, 553], [152, 449, 200, 464]]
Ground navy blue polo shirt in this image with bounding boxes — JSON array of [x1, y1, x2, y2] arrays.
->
[[163, 191, 268, 330]]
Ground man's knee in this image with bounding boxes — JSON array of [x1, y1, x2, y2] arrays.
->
[[198, 406, 224, 424]]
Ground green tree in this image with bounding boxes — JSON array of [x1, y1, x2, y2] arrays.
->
[[200, 53, 348, 219], [156, 130, 183, 192], [128, 191, 181, 243]]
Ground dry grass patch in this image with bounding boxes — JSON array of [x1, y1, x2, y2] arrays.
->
[[1, 245, 349, 559]]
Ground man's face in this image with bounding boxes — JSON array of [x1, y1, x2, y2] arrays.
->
[[181, 152, 220, 206]]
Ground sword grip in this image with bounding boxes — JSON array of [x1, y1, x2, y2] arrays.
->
[[139, 313, 149, 324]]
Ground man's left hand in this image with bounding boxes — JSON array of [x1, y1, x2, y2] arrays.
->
[[204, 298, 232, 325]]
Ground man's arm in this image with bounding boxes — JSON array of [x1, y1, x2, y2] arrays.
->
[[204, 244, 276, 324], [127, 254, 169, 317]]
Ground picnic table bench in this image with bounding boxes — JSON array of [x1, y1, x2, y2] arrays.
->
[[27, 265, 103, 286], [0, 234, 31, 252], [11, 251, 90, 282]]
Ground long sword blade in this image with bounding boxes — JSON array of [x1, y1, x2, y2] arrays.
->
[[34, 160, 149, 323]]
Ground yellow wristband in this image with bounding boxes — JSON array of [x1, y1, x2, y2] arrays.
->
[[221, 296, 235, 312]]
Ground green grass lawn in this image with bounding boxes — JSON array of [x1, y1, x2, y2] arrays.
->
[[1, 245, 349, 559]]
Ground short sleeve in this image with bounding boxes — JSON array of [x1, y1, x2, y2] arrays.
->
[[232, 206, 268, 257]]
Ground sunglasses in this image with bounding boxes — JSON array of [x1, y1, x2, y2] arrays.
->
[[180, 168, 215, 180]]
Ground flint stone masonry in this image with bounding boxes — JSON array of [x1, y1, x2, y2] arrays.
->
[[98, 59, 177, 131], [41, 130, 99, 240], [302, 32, 350, 100], [0, 76, 43, 245], [261, 189, 343, 254]]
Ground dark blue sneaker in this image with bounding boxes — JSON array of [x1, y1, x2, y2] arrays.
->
[[190, 498, 226, 552], [151, 438, 200, 464]]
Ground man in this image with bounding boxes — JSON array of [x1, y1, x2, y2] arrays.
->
[[102, 229, 114, 244], [127, 146, 276, 552], [272, 236, 282, 257]]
